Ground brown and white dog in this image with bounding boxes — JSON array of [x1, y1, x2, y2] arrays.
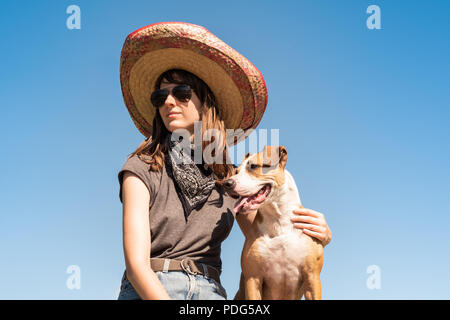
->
[[223, 146, 324, 300]]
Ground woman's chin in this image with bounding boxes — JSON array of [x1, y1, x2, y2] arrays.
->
[[163, 118, 197, 137], [166, 121, 188, 133]]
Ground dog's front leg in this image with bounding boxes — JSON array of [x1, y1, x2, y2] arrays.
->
[[245, 277, 263, 300], [302, 271, 322, 300]]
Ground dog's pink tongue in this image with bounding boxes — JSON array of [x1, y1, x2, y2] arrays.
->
[[234, 196, 249, 214]]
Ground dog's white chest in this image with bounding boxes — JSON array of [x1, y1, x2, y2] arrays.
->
[[257, 230, 311, 278]]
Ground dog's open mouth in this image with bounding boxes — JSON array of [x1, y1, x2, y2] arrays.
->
[[233, 184, 271, 214]]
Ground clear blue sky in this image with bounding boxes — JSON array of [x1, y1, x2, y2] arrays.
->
[[1, 0, 449, 299]]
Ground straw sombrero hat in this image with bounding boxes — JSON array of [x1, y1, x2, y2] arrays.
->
[[119, 22, 268, 142]]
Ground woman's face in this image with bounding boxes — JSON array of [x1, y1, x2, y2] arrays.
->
[[158, 79, 203, 136]]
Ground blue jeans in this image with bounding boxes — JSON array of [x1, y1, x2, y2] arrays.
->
[[117, 271, 227, 300]]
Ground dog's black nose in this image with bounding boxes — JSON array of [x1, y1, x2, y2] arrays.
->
[[223, 179, 236, 190], [223, 179, 239, 199]]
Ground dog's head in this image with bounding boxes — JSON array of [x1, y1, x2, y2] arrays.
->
[[223, 145, 288, 215]]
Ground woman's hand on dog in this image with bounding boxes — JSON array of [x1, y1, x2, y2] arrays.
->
[[291, 206, 332, 247]]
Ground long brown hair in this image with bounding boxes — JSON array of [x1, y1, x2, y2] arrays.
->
[[128, 69, 235, 183]]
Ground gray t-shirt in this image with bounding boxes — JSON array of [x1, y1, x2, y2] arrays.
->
[[118, 154, 235, 272]]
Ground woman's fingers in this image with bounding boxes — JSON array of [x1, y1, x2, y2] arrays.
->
[[291, 206, 332, 246], [290, 214, 320, 225], [292, 223, 326, 234], [301, 228, 325, 243], [293, 207, 324, 219]]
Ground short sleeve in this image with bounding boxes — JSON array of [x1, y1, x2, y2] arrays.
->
[[118, 155, 161, 206]]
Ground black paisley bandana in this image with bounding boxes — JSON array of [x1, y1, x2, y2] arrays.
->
[[165, 133, 216, 219]]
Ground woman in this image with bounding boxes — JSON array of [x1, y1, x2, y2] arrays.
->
[[117, 23, 331, 300]]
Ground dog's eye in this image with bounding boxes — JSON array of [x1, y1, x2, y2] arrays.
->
[[250, 163, 260, 170]]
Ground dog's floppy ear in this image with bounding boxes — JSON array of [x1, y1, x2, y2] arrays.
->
[[261, 145, 287, 169], [278, 145, 287, 169]]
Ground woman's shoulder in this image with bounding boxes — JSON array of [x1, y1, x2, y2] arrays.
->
[[119, 153, 162, 181], [122, 153, 152, 170], [118, 153, 162, 203]]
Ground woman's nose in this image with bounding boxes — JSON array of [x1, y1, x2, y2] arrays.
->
[[164, 92, 177, 106]]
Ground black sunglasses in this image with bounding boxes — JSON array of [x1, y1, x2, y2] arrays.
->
[[150, 84, 193, 108]]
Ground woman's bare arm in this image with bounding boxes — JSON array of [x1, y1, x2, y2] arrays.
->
[[121, 171, 171, 300]]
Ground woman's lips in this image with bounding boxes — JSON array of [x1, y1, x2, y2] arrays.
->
[[168, 112, 182, 118]]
